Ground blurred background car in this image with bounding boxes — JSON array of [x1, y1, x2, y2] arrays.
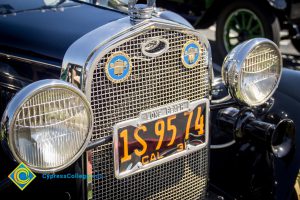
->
[[94, 0, 300, 61]]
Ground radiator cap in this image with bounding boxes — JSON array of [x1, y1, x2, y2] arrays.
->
[[128, 0, 155, 22]]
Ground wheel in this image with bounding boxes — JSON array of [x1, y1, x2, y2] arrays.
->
[[292, 38, 300, 53], [216, 1, 280, 59]]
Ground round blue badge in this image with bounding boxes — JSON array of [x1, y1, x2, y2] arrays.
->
[[181, 41, 201, 68], [105, 52, 132, 83]]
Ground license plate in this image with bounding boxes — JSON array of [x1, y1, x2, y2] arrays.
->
[[113, 99, 209, 179]]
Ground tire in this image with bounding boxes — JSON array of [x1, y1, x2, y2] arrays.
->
[[216, 1, 280, 59], [294, 172, 300, 200], [292, 38, 300, 53]]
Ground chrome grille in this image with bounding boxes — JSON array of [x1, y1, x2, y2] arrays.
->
[[90, 28, 210, 200]]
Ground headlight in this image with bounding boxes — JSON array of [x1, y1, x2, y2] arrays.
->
[[222, 38, 282, 106], [1, 80, 93, 173]]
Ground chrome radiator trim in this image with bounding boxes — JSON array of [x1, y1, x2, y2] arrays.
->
[[62, 17, 212, 200], [61, 17, 212, 96]]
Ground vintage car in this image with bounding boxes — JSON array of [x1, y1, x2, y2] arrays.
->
[[0, 0, 299, 200]]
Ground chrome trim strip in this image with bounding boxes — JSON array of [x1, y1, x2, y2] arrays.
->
[[210, 140, 236, 149], [85, 135, 112, 151], [0, 79, 93, 173], [154, 10, 194, 29], [0, 52, 61, 69], [86, 150, 93, 200]]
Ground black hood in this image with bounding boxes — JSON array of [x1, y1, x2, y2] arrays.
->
[[0, 1, 126, 64]]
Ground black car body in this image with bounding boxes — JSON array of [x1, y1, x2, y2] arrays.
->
[[0, 1, 299, 200]]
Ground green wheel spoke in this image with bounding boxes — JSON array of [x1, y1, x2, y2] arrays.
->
[[250, 23, 260, 33], [233, 16, 242, 30], [241, 12, 246, 29], [246, 15, 254, 30], [230, 23, 240, 32], [249, 27, 264, 37], [226, 19, 240, 34], [223, 9, 264, 51]]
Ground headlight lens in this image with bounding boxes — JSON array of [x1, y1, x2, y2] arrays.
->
[[1, 80, 93, 173], [222, 38, 282, 106]]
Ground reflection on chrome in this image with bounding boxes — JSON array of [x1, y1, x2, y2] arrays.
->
[[1, 80, 93, 173], [222, 38, 282, 106]]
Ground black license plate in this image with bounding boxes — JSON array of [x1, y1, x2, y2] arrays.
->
[[113, 99, 209, 179]]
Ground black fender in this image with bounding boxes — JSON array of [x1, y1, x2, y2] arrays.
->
[[0, 54, 61, 116], [267, 0, 287, 10], [270, 68, 300, 199]]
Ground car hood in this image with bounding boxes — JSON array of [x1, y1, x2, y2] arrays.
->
[[0, 1, 126, 64]]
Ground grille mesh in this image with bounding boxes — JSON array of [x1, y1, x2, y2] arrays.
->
[[90, 28, 210, 200]]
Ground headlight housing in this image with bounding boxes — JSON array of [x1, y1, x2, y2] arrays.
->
[[1, 79, 93, 173], [222, 38, 282, 106]]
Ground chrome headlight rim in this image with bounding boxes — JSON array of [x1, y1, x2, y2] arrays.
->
[[1, 79, 93, 173], [222, 38, 282, 106]]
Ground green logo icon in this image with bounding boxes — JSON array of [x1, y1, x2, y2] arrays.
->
[[8, 162, 36, 191]]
